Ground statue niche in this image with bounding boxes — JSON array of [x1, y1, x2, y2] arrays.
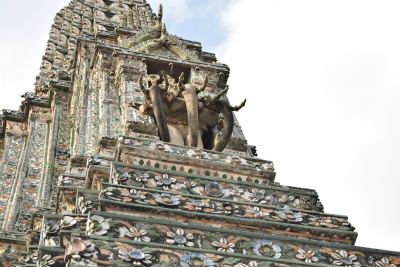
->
[[130, 73, 246, 152]]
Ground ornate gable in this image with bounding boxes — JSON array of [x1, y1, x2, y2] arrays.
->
[[121, 25, 200, 61]]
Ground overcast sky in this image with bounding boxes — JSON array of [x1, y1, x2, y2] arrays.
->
[[0, 0, 399, 252]]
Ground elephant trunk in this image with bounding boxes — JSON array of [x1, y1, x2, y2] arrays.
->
[[213, 100, 234, 152], [182, 84, 199, 147], [149, 84, 170, 142]]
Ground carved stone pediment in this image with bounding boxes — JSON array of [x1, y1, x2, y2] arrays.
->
[[121, 30, 199, 61]]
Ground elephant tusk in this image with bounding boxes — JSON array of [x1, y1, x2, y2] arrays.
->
[[138, 74, 151, 102], [210, 87, 229, 105], [162, 73, 169, 90], [231, 99, 246, 111], [174, 72, 185, 97], [197, 75, 208, 94]]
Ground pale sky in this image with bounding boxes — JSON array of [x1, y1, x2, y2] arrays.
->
[[0, 0, 399, 252]]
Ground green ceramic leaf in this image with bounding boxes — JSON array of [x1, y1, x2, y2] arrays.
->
[[187, 188, 200, 195], [240, 241, 253, 250], [314, 253, 326, 260], [4, 245, 11, 254], [142, 225, 156, 230], [141, 247, 160, 254], [205, 233, 220, 243], [240, 237, 252, 242], [177, 188, 189, 194], [279, 243, 293, 252], [145, 171, 158, 177], [92, 240, 106, 246], [131, 181, 144, 187], [103, 243, 117, 250], [146, 229, 161, 238], [222, 258, 241, 265], [193, 179, 207, 185], [160, 261, 172, 267], [107, 220, 121, 227], [111, 260, 131, 266], [258, 262, 273, 267]]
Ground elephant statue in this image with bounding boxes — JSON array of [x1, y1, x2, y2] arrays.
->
[[131, 73, 246, 152]]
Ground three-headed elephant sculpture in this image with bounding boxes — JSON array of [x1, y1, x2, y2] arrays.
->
[[131, 73, 246, 152]]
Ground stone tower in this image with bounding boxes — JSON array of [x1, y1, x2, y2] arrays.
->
[[0, 0, 398, 266]]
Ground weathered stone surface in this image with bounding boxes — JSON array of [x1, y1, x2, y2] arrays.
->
[[0, 1, 398, 267]]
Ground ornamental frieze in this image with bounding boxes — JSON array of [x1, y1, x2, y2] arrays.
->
[[37, 212, 398, 267], [107, 162, 321, 213], [99, 182, 354, 242], [117, 137, 275, 184]]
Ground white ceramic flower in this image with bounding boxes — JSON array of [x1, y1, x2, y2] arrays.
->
[[183, 181, 197, 188], [119, 248, 152, 265], [249, 188, 266, 203], [89, 215, 110, 236], [279, 194, 294, 203], [234, 262, 258, 267], [295, 249, 318, 263], [124, 227, 150, 242], [57, 175, 71, 186], [225, 155, 246, 165], [155, 174, 176, 190], [60, 216, 76, 228], [211, 238, 235, 253], [331, 250, 361, 267], [229, 188, 244, 197], [248, 206, 269, 218], [375, 257, 397, 267], [136, 173, 149, 182], [166, 228, 194, 247]]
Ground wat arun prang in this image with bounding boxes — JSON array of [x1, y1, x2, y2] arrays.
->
[[0, 0, 398, 267]]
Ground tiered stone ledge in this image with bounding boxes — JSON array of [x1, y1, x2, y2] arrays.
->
[[116, 137, 275, 185], [99, 184, 357, 245], [106, 161, 319, 212], [30, 211, 400, 267], [0, 81, 66, 137]]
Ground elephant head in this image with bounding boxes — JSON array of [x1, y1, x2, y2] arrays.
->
[[131, 73, 246, 152]]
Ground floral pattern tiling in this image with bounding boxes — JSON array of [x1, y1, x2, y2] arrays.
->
[[107, 163, 322, 213], [0, 134, 26, 229], [3, 107, 52, 232], [100, 182, 353, 234], [45, 213, 399, 267], [118, 137, 274, 176]]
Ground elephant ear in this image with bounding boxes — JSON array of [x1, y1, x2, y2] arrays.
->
[[212, 100, 234, 152], [148, 84, 170, 142]]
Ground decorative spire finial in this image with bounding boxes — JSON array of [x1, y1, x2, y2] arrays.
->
[[155, 4, 163, 32]]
